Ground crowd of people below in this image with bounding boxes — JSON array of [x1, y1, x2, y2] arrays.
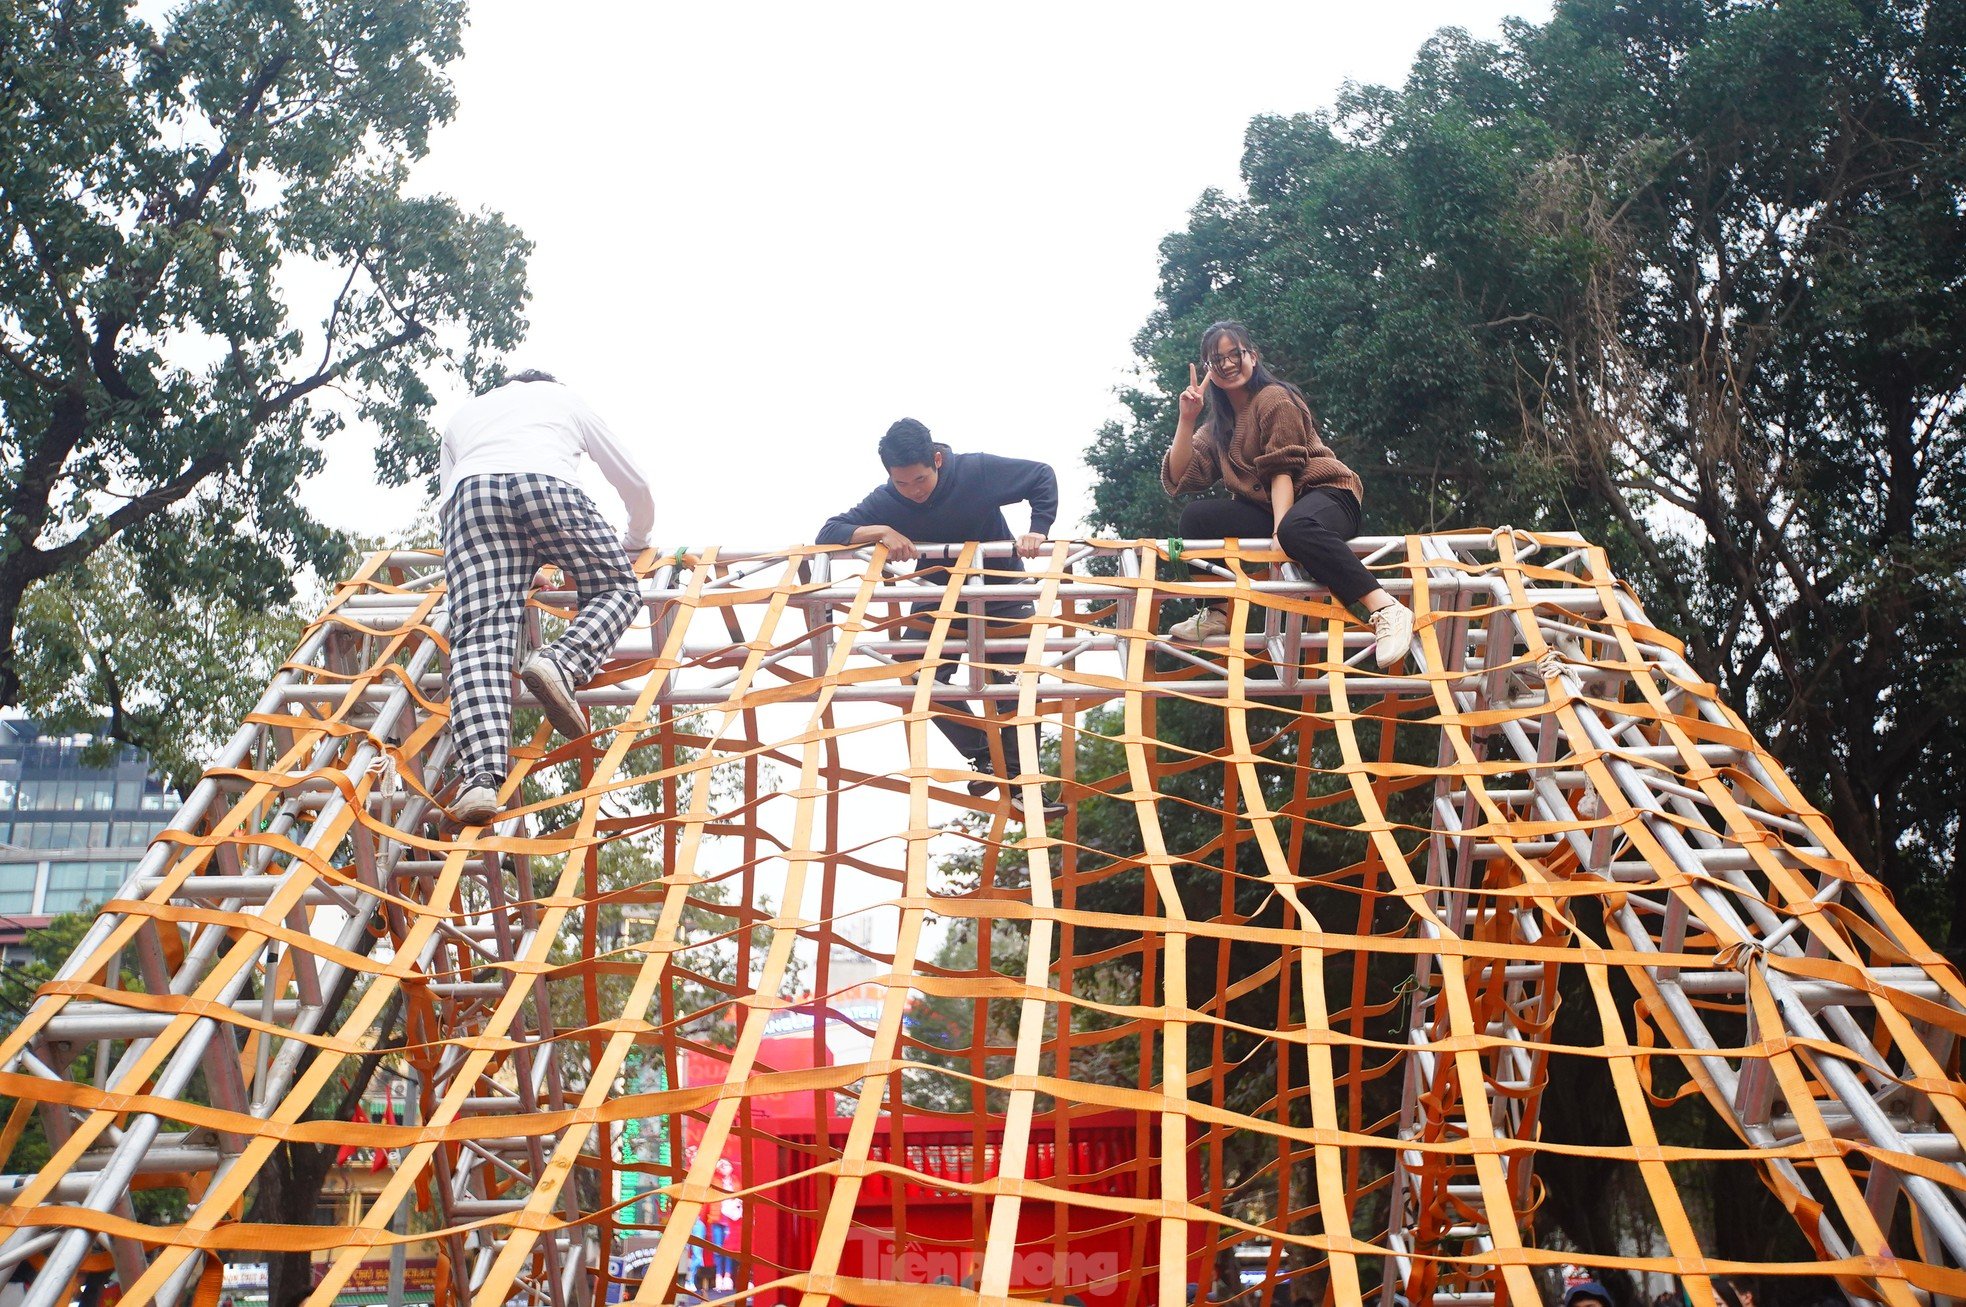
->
[[431, 320, 1416, 827]]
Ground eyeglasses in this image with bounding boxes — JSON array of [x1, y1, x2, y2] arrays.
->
[[1203, 348, 1253, 373]]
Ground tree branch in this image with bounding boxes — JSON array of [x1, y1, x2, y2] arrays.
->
[[1589, 463, 1715, 675], [17, 215, 91, 366], [13, 313, 431, 598], [84, 48, 299, 401], [252, 322, 428, 424], [0, 326, 60, 390], [22, 444, 237, 583], [313, 261, 365, 383], [169, 52, 294, 232]]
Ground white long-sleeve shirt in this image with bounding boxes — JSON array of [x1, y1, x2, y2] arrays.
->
[[439, 380, 655, 546]]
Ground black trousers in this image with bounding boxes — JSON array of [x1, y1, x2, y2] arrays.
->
[[898, 606, 1031, 779], [1179, 487, 1379, 605]]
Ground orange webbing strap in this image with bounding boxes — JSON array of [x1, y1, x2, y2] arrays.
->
[[189, 1249, 224, 1307], [4, 537, 1963, 1307], [0, 1096, 35, 1171]]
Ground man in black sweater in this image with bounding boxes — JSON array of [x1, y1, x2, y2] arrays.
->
[[816, 419, 1065, 823]]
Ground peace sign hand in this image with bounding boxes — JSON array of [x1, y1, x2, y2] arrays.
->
[[1178, 363, 1208, 424]]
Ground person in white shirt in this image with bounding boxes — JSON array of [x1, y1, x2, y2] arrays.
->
[[439, 370, 654, 823]]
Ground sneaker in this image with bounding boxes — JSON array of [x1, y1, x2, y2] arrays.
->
[[1008, 789, 1067, 824], [961, 751, 998, 799], [452, 784, 500, 825], [520, 652, 589, 741], [1369, 601, 1414, 669], [1168, 607, 1230, 643]]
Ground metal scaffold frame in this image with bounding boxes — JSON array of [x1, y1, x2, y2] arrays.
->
[[0, 532, 1959, 1307]]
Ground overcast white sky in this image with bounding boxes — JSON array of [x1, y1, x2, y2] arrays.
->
[[299, 0, 1551, 548]]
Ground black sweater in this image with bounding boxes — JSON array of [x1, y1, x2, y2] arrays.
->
[[816, 446, 1059, 607], [817, 446, 1057, 548]]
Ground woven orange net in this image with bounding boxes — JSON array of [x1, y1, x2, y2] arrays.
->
[[0, 533, 1961, 1307]]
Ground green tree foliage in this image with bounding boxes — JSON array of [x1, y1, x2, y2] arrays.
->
[[1089, 0, 1966, 944], [0, 917, 115, 1159], [0, 913, 192, 1225], [0, 918, 404, 1287], [522, 710, 809, 1082], [14, 541, 304, 793], [526, 761, 809, 1228], [544, 838, 798, 1079], [1086, 0, 1959, 1291], [904, 906, 1145, 1118], [0, 0, 533, 732], [905, 711, 1416, 1279]]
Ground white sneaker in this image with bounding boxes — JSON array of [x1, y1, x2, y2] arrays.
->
[[520, 652, 589, 741], [1168, 607, 1230, 643], [453, 785, 499, 825], [1370, 601, 1414, 669]]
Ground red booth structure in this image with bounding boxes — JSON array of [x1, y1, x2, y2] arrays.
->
[[675, 1031, 1208, 1303], [772, 1111, 1208, 1303]]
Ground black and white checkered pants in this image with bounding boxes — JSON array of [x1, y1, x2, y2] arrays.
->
[[442, 473, 642, 788]]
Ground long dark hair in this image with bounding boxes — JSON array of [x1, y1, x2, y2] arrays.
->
[[1197, 320, 1319, 444]]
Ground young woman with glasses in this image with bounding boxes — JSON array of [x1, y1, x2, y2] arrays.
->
[[1160, 320, 1414, 667]]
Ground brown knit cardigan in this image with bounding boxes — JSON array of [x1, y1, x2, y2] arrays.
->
[[1160, 382, 1364, 506]]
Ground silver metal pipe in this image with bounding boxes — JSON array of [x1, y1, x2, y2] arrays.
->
[[19, 624, 446, 1307], [0, 622, 334, 1031], [278, 670, 1465, 709], [1565, 655, 1966, 1263], [41, 1000, 302, 1043]]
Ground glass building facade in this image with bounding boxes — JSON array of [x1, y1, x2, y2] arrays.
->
[[0, 720, 181, 936]]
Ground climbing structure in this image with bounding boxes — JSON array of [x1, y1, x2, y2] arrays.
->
[[0, 532, 1961, 1307]]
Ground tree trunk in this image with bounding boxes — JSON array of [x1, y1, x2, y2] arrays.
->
[[0, 566, 26, 708], [1950, 797, 1965, 966], [264, 1140, 337, 1307], [241, 958, 401, 1305]]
